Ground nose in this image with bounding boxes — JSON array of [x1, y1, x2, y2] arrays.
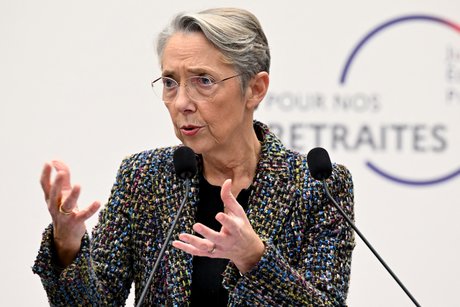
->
[[173, 83, 196, 113]]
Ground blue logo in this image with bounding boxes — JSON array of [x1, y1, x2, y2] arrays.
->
[[340, 14, 460, 186]]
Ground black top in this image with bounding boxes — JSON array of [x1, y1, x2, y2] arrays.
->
[[191, 174, 251, 306]]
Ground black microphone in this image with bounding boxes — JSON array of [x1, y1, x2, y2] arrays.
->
[[136, 146, 197, 307], [306, 147, 421, 307]]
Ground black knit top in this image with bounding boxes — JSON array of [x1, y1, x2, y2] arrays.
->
[[191, 174, 251, 306]]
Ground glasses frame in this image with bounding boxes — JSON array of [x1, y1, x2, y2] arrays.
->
[[151, 74, 241, 103]]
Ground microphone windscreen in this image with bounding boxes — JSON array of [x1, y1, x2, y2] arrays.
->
[[307, 147, 333, 180], [173, 146, 198, 179]]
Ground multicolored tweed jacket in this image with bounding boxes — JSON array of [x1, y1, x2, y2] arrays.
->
[[33, 121, 355, 306]]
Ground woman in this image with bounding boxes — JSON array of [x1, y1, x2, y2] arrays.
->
[[33, 8, 355, 306]]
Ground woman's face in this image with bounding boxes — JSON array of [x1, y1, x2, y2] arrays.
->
[[161, 32, 253, 155]]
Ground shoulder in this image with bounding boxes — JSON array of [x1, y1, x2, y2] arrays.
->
[[283, 148, 353, 190], [114, 146, 180, 182], [331, 163, 353, 184], [121, 146, 177, 168], [124, 146, 176, 163], [329, 163, 354, 203]]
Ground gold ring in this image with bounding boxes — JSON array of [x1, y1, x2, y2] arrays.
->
[[208, 244, 216, 254], [59, 204, 72, 215]]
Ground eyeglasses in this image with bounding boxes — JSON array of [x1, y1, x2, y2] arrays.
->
[[151, 74, 240, 103]]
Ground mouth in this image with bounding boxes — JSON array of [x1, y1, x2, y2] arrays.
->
[[180, 124, 203, 136]]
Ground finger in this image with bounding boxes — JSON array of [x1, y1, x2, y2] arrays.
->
[[48, 171, 65, 214], [178, 232, 215, 252], [60, 184, 81, 213], [172, 239, 216, 257], [40, 163, 52, 200], [215, 212, 240, 234], [76, 201, 101, 222], [220, 179, 246, 216], [192, 223, 220, 242], [172, 240, 206, 256], [52, 160, 72, 190]]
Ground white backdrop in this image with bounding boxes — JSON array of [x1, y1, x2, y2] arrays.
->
[[1, 1, 459, 306]]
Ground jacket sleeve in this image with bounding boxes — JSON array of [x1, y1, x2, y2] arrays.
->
[[32, 156, 137, 306], [224, 164, 355, 306]]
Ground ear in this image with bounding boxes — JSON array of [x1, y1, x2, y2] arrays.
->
[[245, 72, 269, 109]]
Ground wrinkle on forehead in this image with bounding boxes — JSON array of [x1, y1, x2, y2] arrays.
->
[[160, 32, 231, 76]]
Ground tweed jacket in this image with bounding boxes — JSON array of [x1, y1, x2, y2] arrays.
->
[[33, 121, 355, 306]]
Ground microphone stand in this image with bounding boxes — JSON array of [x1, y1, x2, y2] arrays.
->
[[136, 179, 191, 307], [322, 179, 421, 307]]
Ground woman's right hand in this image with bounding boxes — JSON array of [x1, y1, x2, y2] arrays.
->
[[40, 160, 101, 267]]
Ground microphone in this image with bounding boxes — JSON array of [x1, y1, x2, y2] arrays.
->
[[306, 147, 421, 307], [173, 146, 198, 179], [136, 146, 197, 307]]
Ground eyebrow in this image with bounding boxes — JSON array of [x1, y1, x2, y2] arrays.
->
[[161, 67, 218, 78]]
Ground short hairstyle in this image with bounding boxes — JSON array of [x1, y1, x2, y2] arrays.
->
[[156, 7, 270, 90]]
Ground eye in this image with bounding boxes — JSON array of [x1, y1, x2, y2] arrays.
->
[[163, 77, 177, 89], [193, 76, 215, 88]]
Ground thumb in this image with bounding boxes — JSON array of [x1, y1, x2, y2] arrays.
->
[[220, 179, 245, 216]]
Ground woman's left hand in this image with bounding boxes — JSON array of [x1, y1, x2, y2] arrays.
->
[[172, 179, 265, 273]]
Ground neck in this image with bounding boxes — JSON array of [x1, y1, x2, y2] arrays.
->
[[202, 129, 261, 195]]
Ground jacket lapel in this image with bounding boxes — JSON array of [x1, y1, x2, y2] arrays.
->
[[223, 123, 302, 290]]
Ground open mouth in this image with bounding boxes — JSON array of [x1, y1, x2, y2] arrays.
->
[[180, 125, 203, 136]]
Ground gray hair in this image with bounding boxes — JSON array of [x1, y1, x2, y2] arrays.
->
[[156, 7, 270, 90]]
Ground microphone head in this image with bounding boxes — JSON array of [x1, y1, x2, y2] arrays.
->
[[307, 147, 333, 180], [173, 146, 198, 179]]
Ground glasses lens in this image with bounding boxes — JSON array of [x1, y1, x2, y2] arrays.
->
[[151, 75, 236, 103], [188, 76, 215, 100], [152, 77, 177, 103]]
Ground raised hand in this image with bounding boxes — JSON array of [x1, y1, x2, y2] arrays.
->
[[172, 179, 265, 273], [40, 160, 100, 266]]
